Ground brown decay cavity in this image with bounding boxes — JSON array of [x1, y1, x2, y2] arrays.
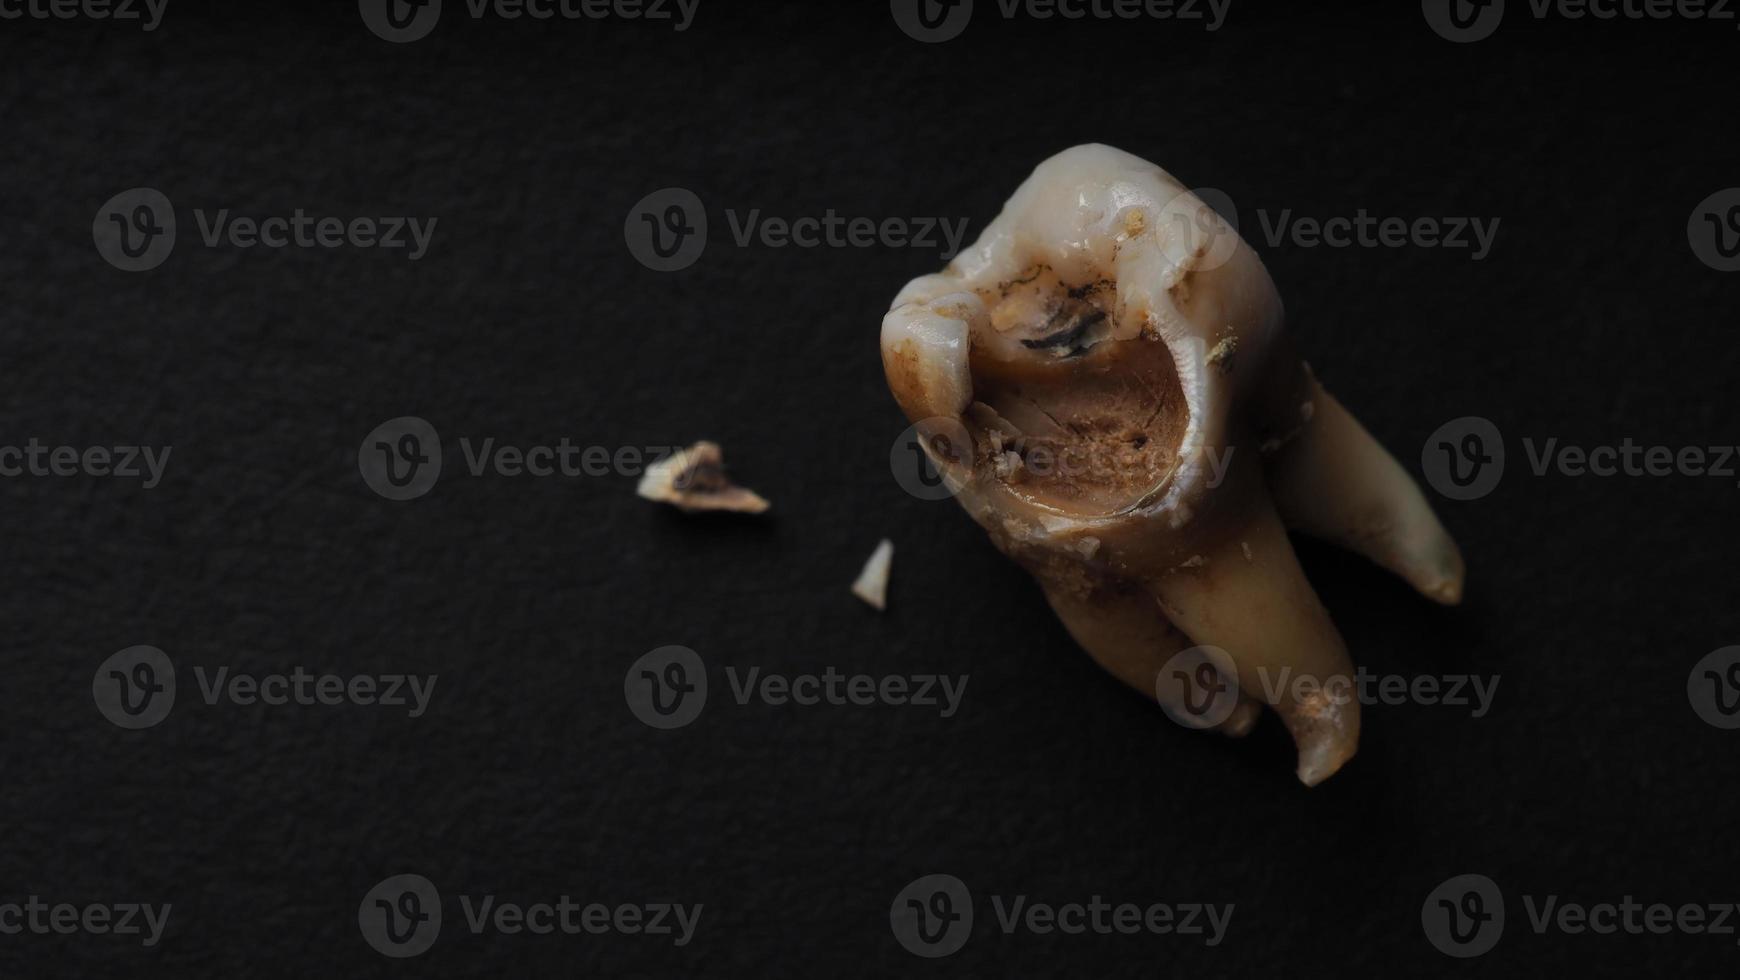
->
[[965, 264, 1188, 516]]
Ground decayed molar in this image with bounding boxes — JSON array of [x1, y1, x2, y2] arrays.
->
[[879, 143, 1464, 785]]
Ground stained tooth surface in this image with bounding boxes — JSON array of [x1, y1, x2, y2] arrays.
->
[[636, 441, 770, 514], [879, 143, 1463, 783]]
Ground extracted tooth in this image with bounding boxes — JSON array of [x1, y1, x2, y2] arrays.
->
[[636, 441, 769, 514], [852, 539, 894, 611], [878, 144, 1464, 784]]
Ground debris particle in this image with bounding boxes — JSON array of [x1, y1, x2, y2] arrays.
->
[[1207, 335, 1239, 374], [636, 441, 770, 514], [852, 539, 894, 611]]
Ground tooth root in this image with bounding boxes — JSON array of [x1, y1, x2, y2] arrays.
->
[[1216, 697, 1263, 738], [1146, 497, 1361, 786], [1034, 572, 1258, 739], [1270, 380, 1466, 606]]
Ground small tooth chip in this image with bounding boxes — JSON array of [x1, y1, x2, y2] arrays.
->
[[851, 539, 894, 611], [636, 441, 770, 514]]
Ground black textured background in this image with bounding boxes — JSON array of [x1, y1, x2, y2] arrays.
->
[[4, 1, 1740, 976]]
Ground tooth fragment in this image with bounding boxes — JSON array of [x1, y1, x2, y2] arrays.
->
[[852, 539, 895, 611], [636, 441, 770, 514], [879, 144, 1464, 783]]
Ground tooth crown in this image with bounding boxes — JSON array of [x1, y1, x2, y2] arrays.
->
[[881, 144, 1465, 785]]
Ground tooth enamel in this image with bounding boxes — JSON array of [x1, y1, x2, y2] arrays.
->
[[879, 144, 1466, 784], [851, 539, 894, 612], [880, 301, 977, 421]]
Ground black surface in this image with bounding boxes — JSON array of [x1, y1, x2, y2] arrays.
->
[[4, 1, 1740, 976]]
